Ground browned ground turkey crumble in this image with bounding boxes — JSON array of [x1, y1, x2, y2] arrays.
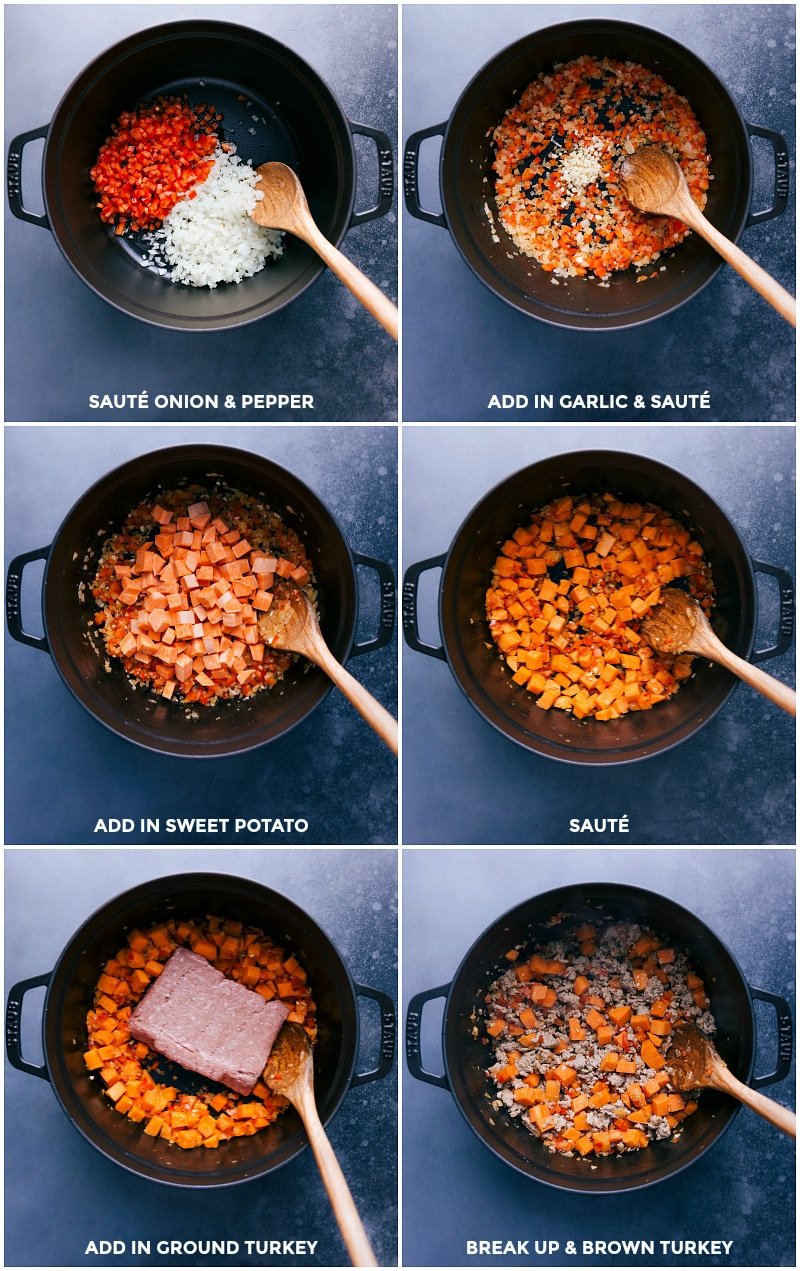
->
[[483, 920, 716, 1158]]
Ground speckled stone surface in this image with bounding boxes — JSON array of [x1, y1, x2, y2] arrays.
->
[[5, 426, 397, 845], [402, 425, 795, 845], [4, 848, 397, 1267], [402, 4, 795, 423], [4, 5, 397, 423], [403, 848, 795, 1268]]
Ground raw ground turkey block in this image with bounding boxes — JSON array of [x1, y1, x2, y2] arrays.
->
[[129, 947, 289, 1095]]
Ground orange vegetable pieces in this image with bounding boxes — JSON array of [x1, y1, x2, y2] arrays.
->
[[608, 1005, 632, 1026], [513, 1087, 540, 1108], [553, 1064, 577, 1087], [91, 491, 315, 706], [83, 915, 316, 1151], [493, 1063, 518, 1084], [568, 1017, 586, 1042], [485, 918, 711, 1161], [641, 1039, 666, 1070], [585, 1007, 607, 1033], [486, 493, 713, 720]]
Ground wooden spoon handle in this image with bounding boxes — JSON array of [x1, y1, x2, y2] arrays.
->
[[713, 1065, 796, 1138], [681, 204, 796, 327], [313, 644, 399, 753], [700, 634, 796, 716], [300, 219, 398, 340], [297, 1092, 378, 1266]]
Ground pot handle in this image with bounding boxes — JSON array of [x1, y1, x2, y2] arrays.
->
[[745, 123, 790, 227], [350, 983, 396, 1086], [749, 986, 793, 1089], [348, 121, 394, 226], [7, 125, 50, 228], [6, 972, 51, 1081], [403, 123, 447, 226], [6, 546, 50, 651], [752, 559, 794, 662], [350, 552, 395, 657], [403, 555, 446, 660], [406, 984, 451, 1089]]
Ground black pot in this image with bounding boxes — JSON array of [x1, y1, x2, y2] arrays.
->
[[6, 873, 395, 1188], [403, 449, 794, 765], [404, 19, 790, 329], [407, 882, 793, 1193], [7, 444, 395, 758], [8, 20, 394, 330]]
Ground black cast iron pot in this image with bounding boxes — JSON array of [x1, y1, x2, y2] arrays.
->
[[407, 882, 793, 1193], [403, 449, 794, 765], [6, 872, 395, 1187], [404, 19, 790, 329], [7, 444, 395, 758], [8, 20, 394, 330]]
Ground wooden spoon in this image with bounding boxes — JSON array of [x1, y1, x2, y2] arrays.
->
[[257, 587, 398, 753], [666, 1022, 796, 1138], [640, 587, 796, 716], [251, 162, 398, 340], [264, 1023, 378, 1267], [618, 146, 796, 327]]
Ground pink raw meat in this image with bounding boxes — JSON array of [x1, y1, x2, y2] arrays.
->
[[129, 946, 289, 1095]]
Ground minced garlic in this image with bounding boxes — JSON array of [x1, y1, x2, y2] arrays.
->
[[559, 140, 603, 193]]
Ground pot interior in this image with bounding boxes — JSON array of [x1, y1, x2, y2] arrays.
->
[[43, 446, 358, 757], [442, 20, 750, 327], [43, 874, 358, 1186], [443, 883, 752, 1192], [441, 450, 754, 763], [45, 22, 354, 328]]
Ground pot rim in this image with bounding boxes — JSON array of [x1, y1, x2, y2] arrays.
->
[[436, 447, 756, 766], [40, 872, 362, 1188], [436, 17, 753, 330], [438, 881, 755, 1192], [41, 19, 360, 330], [39, 443, 360, 757]]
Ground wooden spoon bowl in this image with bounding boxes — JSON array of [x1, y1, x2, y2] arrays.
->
[[251, 162, 398, 339], [258, 586, 398, 752], [641, 588, 796, 716], [666, 1022, 795, 1138], [619, 146, 795, 326]]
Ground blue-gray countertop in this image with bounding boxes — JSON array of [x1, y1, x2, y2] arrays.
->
[[402, 848, 795, 1267], [402, 4, 795, 423], [4, 848, 398, 1267], [5, 426, 397, 845], [4, 4, 397, 423], [402, 425, 795, 845]]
